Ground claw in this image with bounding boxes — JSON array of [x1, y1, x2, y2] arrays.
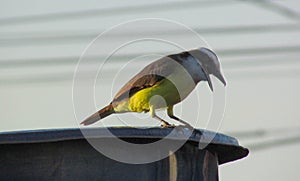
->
[[161, 123, 175, 128]]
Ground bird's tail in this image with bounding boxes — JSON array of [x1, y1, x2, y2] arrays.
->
[[80, 104, 115, 126]]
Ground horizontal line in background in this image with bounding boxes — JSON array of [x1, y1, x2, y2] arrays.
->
[[0, 0, 231, 26], [250, 0, 300, 21], [1, 45, 300, 68], [1, 24, 300, 46], [229, 126, 300, 139], [227, 69, 300, 80], [230, 125, 300, 151], [247, 135, 300, 151], [1, 67, 300, 85], [224, 58, 300, 69], [216, 45, 300, 56]]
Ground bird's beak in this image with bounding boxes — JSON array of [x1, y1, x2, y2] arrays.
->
[[202, 67, 214, 92], [214, 71, 226, 86]]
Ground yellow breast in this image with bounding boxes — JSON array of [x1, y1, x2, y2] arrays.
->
[[113, 76, 195, 113]]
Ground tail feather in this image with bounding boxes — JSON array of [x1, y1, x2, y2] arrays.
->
[[81, 104, 115, 126]]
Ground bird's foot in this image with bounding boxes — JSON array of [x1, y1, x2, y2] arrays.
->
[[161, 122, 176, 128]]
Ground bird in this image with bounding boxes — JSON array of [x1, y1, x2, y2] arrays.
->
[[81, 47, 226, 128]]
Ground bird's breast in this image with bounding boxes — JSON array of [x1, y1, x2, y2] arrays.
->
[[124, 75, 195, 112]]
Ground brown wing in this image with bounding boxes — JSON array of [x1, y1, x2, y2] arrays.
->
[[112, 55, 181, 102]]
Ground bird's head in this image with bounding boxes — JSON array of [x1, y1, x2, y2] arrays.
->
[[189, 47, 226, 91]]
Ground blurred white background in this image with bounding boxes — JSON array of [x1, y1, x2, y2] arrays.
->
[[1, 0, 300, 180]]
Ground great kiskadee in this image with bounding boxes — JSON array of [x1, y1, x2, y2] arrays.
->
[[81, 47, 226, 127]]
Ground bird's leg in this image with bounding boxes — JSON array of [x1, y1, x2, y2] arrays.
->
[[167, 106, 202, 135], [167, 106, 193, 129], [149, 105, 174, 128]]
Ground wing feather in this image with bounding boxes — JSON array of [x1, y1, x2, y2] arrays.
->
[[113, 55, 178, 102]]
